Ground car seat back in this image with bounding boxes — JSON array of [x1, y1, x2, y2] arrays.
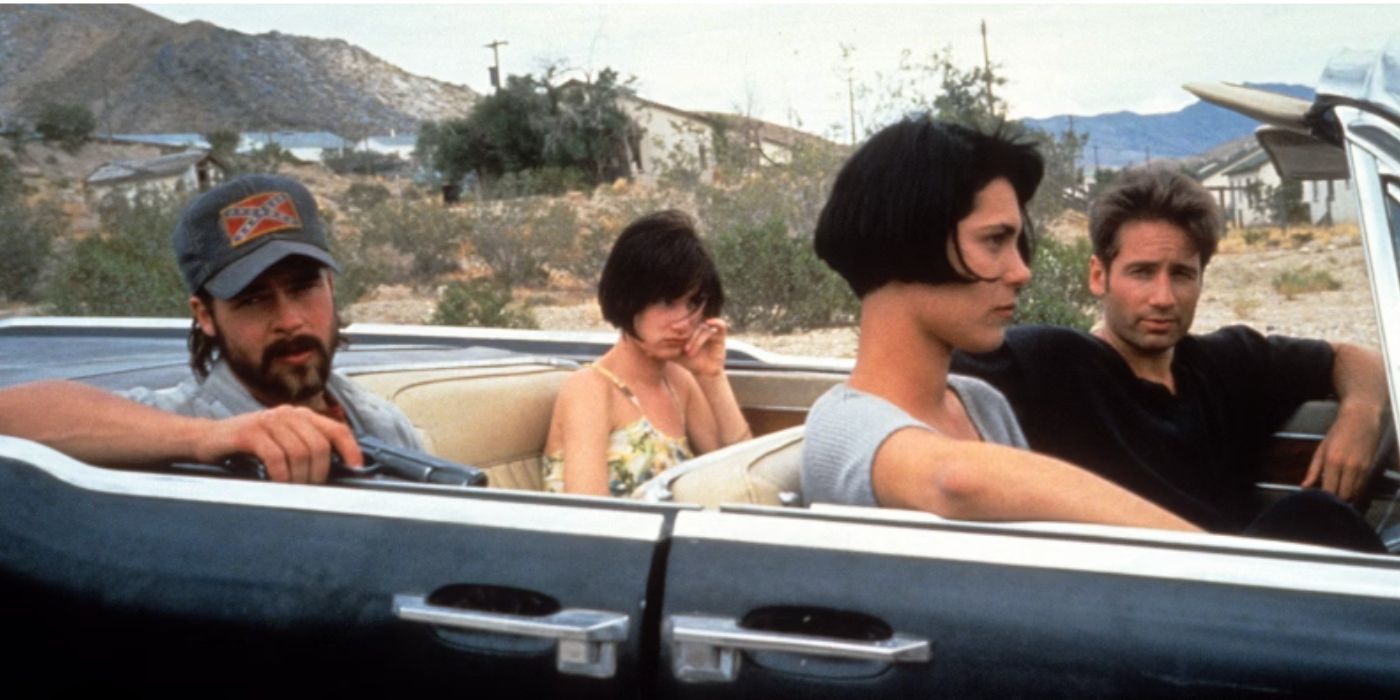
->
[[350, 361, 572, 490], [633, 426, 804, 508]]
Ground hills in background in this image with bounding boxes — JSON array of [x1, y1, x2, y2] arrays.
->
[[0, 5, 478, 136], [0, 5, 1304, 166], [1023, 84, 1315, 169]]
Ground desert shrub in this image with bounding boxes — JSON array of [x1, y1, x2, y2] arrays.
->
[[1240, 227, 1270, 247], [0, 155, 62, 302], [462, 197, 579, 288], [344, 182, 393, 211], [35, 102, 95, 153], [1014, 236, 1096, 330], [485, 166, 590, 198], [1272, 265, 1341, 300], [327, 226, 381, 314], [0, 197, 63, 303], [46, 191, 189, 317], [709, 216, 857, 333], [695, 144, 844, 249], [355, 201, 467, 287], [431, 278, 537, 328], [323, 150, 404, 176]]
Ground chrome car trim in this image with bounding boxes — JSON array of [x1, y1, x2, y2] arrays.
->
[[0, 437, 665, 541], [750, 502, 1365, 557], [0, 316, 190, 332], [393, 594, 628, 679], [666, 614, 929, 683], [673, 511, 1400, 599], [1340, 109, 1400, 444]]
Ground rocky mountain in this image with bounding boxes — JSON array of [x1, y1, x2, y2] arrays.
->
[[1023, 83, 1315, 169], [0, 4, 478, 136]]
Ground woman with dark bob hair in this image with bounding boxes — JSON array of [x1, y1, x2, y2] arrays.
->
[[802, 115, 1198, 531], [543, 210, 750, 496]]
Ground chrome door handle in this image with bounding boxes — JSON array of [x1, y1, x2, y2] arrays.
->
[[392, 594, 629, 678], [666, 614, 930, 683]]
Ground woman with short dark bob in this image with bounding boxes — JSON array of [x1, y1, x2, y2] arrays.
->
[[543, 210, 750, 496], [802, 115, 1198, 531]]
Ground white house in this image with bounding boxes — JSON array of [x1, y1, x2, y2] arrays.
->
[[85, 150, 226, 200], [554, 80, 830, 184], [1197, 144, 1358, 228], [1300, 177, 1358, 225], [619, 94, 722, 182]]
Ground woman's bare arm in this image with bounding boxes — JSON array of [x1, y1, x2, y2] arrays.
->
[[872, 427, 1200, 531], [553, 371, 614, 495]]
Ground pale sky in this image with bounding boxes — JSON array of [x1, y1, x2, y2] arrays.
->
[[142, 3, 1400, 139]]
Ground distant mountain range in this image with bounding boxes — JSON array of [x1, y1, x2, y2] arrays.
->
[[0, 5, 478, 136], [0, 4, 1307, 163], [1023, 84, 1315, 169]]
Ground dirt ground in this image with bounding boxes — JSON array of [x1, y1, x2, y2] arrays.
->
[[347, 224, 1381, 360]]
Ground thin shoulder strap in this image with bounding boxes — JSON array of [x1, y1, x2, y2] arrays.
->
[[589, 364, 643, 410]]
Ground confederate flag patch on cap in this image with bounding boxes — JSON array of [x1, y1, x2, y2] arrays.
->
[[219, 191, 302, 247]]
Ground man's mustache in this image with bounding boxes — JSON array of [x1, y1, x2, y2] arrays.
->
[[260, 334, 329, 372]]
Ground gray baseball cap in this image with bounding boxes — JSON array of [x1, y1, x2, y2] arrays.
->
[[173, 174, 341, 299]]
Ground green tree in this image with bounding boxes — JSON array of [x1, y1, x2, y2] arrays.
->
[[542, 68, 641, 183], [35, 102, 96, 153], [203, 130, 241, 160], [418, 68, 641, 193]]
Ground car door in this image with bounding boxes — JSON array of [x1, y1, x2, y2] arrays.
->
[[657, 505, 1400, 696], [0, 437, 674, 697]]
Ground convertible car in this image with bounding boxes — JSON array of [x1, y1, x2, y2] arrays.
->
[[4, 39, 1400, 696]]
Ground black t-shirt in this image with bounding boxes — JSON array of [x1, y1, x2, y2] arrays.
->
[[951, 325, 1336, 531]]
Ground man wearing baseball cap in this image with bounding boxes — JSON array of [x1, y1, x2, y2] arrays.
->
[[0, 174, 422, 483]]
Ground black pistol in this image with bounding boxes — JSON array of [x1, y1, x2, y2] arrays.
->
[[351, 435, 488, 487], [220, 435, 487, 487]]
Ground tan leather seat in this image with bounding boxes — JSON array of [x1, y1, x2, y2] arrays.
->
[[632, 426, 804, 508], [350, 362, 572, 490]]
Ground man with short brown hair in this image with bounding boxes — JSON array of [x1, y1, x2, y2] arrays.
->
[[954, 166, 1387, 548]]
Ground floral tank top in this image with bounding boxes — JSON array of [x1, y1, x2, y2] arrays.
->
[[542, 365, 694, 497]]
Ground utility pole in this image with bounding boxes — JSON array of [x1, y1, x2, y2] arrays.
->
[[847, 72, 857, 146], [980, 20, 996, 117], [484, 40, 508, 91]]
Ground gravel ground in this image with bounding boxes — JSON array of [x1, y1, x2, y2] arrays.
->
[[348, 233, 1380, 360]]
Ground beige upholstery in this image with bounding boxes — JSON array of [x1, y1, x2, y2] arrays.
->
[[350, 362, 572, 490], [634, 426, 804, 508]]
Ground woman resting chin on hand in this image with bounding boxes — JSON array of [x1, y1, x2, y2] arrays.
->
[[542, 210, 751, 497]]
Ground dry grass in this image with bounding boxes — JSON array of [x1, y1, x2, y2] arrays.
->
[[1272, 265, 1342, 300], [1217, 223, 1361, 254]]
